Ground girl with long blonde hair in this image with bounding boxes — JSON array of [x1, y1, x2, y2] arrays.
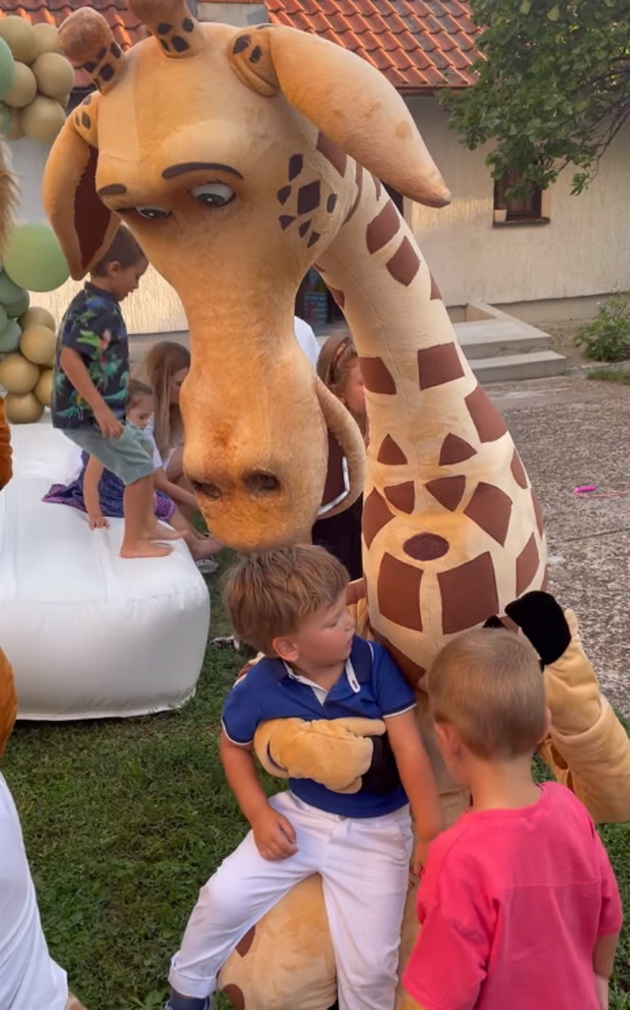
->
[[312, 331, 366, 580], [140, 341, 197, 515]]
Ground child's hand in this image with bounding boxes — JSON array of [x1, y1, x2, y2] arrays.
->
[[250, 805, 298, 860], [89, 514, 109, 530], [412, 839, 430, 876], [95, 406, 123, 440]]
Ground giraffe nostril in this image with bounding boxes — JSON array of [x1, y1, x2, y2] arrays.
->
[[191, 480, 222, 501], [243, 471, 281, 497]]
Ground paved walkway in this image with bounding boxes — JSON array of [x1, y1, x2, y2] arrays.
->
[[489, 374, 630, 714]]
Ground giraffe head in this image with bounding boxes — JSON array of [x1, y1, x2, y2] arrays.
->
[[43, 0, 450, 549]]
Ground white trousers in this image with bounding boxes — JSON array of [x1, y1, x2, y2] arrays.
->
[[169, 791, 413, 1010]]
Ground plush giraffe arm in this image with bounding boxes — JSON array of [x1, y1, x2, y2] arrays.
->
[[254, 717, 386, 794], [538, 609, 630, 823]]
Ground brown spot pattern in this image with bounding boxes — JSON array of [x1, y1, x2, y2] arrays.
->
[[426, 475, 465, 511], [516, 534, 540, 596], [377, 435, 407, 465], [404, 533, 449, 561], [288, 154, 303, 180], [439, 553, 499, 634], [374, 630, 426, 687], [279, 215, 295, 229], [329, 286, 345, 309], [366, 200, 400, 254], [277, 185, 291, 204], [386, 237, 421, 287], [384, 481, 415, 513], [378, 552, 423, 630], [511, 449, 528, 489], [344, 162, 364, 224], [321, 431, 345, 507], [418, 343, 465, 390], [362, 488, 394, 548], [360, 357, 397, 395], [532, 489, 545, 537], [464, 482, 513, 546], [327, 286, 347, 309], [439, 433, 477, 465], [429, 274, 442, 300], [223, 984, 245, 1010], [347, 577, 366, 606], [236, 927, 255, 957], [465, 386, 508, 443], [297, 180, 321, 215], [316, 131, 347, 176], [76, 147, 111, 269]]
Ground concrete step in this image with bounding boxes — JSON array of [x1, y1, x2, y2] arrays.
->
[[455, 320, 552, 360], [470, 350, 568, 383]]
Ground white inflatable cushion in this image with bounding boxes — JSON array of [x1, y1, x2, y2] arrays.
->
[[0, 415, 210, 720]]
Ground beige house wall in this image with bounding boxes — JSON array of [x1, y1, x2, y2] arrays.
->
[[407, 96, 630, 315], [8, 94, 630, 334]]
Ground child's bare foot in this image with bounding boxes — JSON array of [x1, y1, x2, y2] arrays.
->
[[146, 524, 183, 542], [120, 539, 172, 558], [190, 538, 222, 561]]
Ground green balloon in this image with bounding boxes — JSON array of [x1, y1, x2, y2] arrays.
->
[[0, 38, 15, 105], [5, 287, 29, 318], [3, 225, 70, 293], [0, 305, 6, 332], [0, 318, 22, 354], [0, 268, 25, 306]]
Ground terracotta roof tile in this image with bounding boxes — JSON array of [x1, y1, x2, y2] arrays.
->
[[2, 0, 479, 92], [266, 0, 479, 89]]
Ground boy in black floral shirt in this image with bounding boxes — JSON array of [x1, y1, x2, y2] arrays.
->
[[52, 227, 177, 558]]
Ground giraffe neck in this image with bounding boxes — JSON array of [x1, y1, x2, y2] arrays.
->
[[318, 164, 510, 513]]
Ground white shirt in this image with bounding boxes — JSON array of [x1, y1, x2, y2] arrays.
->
[[0, 774, 67, 1010], [294, 316, 321, 366]]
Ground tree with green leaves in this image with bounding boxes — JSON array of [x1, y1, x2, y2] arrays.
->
[[445, 0, 630, 194]]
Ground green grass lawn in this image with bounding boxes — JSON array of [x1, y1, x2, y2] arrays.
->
[[3, 567, 630, 1009], [587, 366, 630, 385]]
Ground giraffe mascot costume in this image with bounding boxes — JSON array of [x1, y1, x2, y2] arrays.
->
[[42, 4, 630, 1007]]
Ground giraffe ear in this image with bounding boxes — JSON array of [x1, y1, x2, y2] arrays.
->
[[42, 115, 120, 280], [228, 25, 450, 208]]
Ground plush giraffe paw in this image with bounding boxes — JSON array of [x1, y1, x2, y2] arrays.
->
[[254, 716, 386, 793], [505, 591, 571, 666], [484, 591, 571, 667]]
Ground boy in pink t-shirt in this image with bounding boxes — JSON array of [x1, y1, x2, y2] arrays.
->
[[403, 628, 622, 1010]]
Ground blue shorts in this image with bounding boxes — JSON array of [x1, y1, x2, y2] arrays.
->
[[64, 423, 154, 486]]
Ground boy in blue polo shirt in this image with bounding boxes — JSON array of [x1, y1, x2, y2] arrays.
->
[[166, 545, 442, 1010]]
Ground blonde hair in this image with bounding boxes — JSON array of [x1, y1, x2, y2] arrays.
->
[[223, 545, 349, 655], [142, 342, 190, 459], [428, 629, 546, 760], [126, 378, 153, 410], [317, 332, 366, 435]]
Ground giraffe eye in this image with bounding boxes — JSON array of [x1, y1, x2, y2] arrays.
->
[[191, 183, 235, 207], [136, 206, 172, 220]]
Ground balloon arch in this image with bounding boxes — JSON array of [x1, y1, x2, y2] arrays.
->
[[0, 14, 74, 423]]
